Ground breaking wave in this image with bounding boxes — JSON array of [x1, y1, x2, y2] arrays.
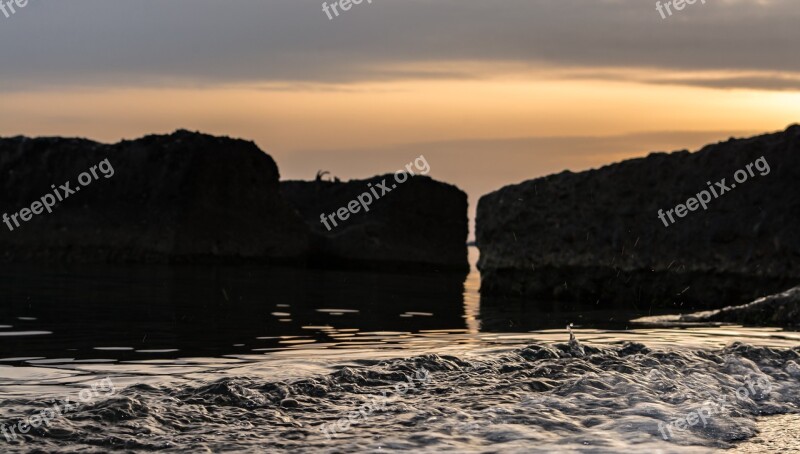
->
[[3, 338, 800, 453]]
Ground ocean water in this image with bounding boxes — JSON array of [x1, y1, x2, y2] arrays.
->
[[1, 248, 798, 453]]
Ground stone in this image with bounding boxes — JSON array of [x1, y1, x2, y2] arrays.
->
[[476, 125, 800, 309], [281, 175, 469, 272], [679, 286, 800, 327], [0, 130, 310, 263]]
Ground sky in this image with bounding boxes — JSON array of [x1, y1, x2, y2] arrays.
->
[[1, 0, 799, 234]]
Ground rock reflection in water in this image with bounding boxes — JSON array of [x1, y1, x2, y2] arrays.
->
[[0, 262, 468, 362]]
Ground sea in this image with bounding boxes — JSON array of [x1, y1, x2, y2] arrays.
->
[[1, 248, 798, 453]]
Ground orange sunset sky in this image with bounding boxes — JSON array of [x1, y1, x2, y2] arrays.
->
[[1, 1, 799, 233]]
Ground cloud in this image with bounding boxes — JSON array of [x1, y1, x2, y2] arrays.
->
[[648, 75, 800, 91], [1, 0, 799, 91]]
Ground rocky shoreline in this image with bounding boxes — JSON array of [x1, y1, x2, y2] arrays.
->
[[2, 126, 798, 311]]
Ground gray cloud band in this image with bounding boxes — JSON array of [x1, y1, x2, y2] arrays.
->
[[1, 1, 799, 91]]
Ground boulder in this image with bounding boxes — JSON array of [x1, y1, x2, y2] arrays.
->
[[635, 286, 800, 328], [0, 130, 310, 263], [281, 175, 469, 271], [688, 285, 800, 327], [477, 125, 800, 309]]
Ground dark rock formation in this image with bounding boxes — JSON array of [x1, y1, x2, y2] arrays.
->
[[477, 125, 800, 309], [0, 130, 310, 263], [282, 175, 469, 272], [684, 286, 800, 327], [635, 286, 800, 328]]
